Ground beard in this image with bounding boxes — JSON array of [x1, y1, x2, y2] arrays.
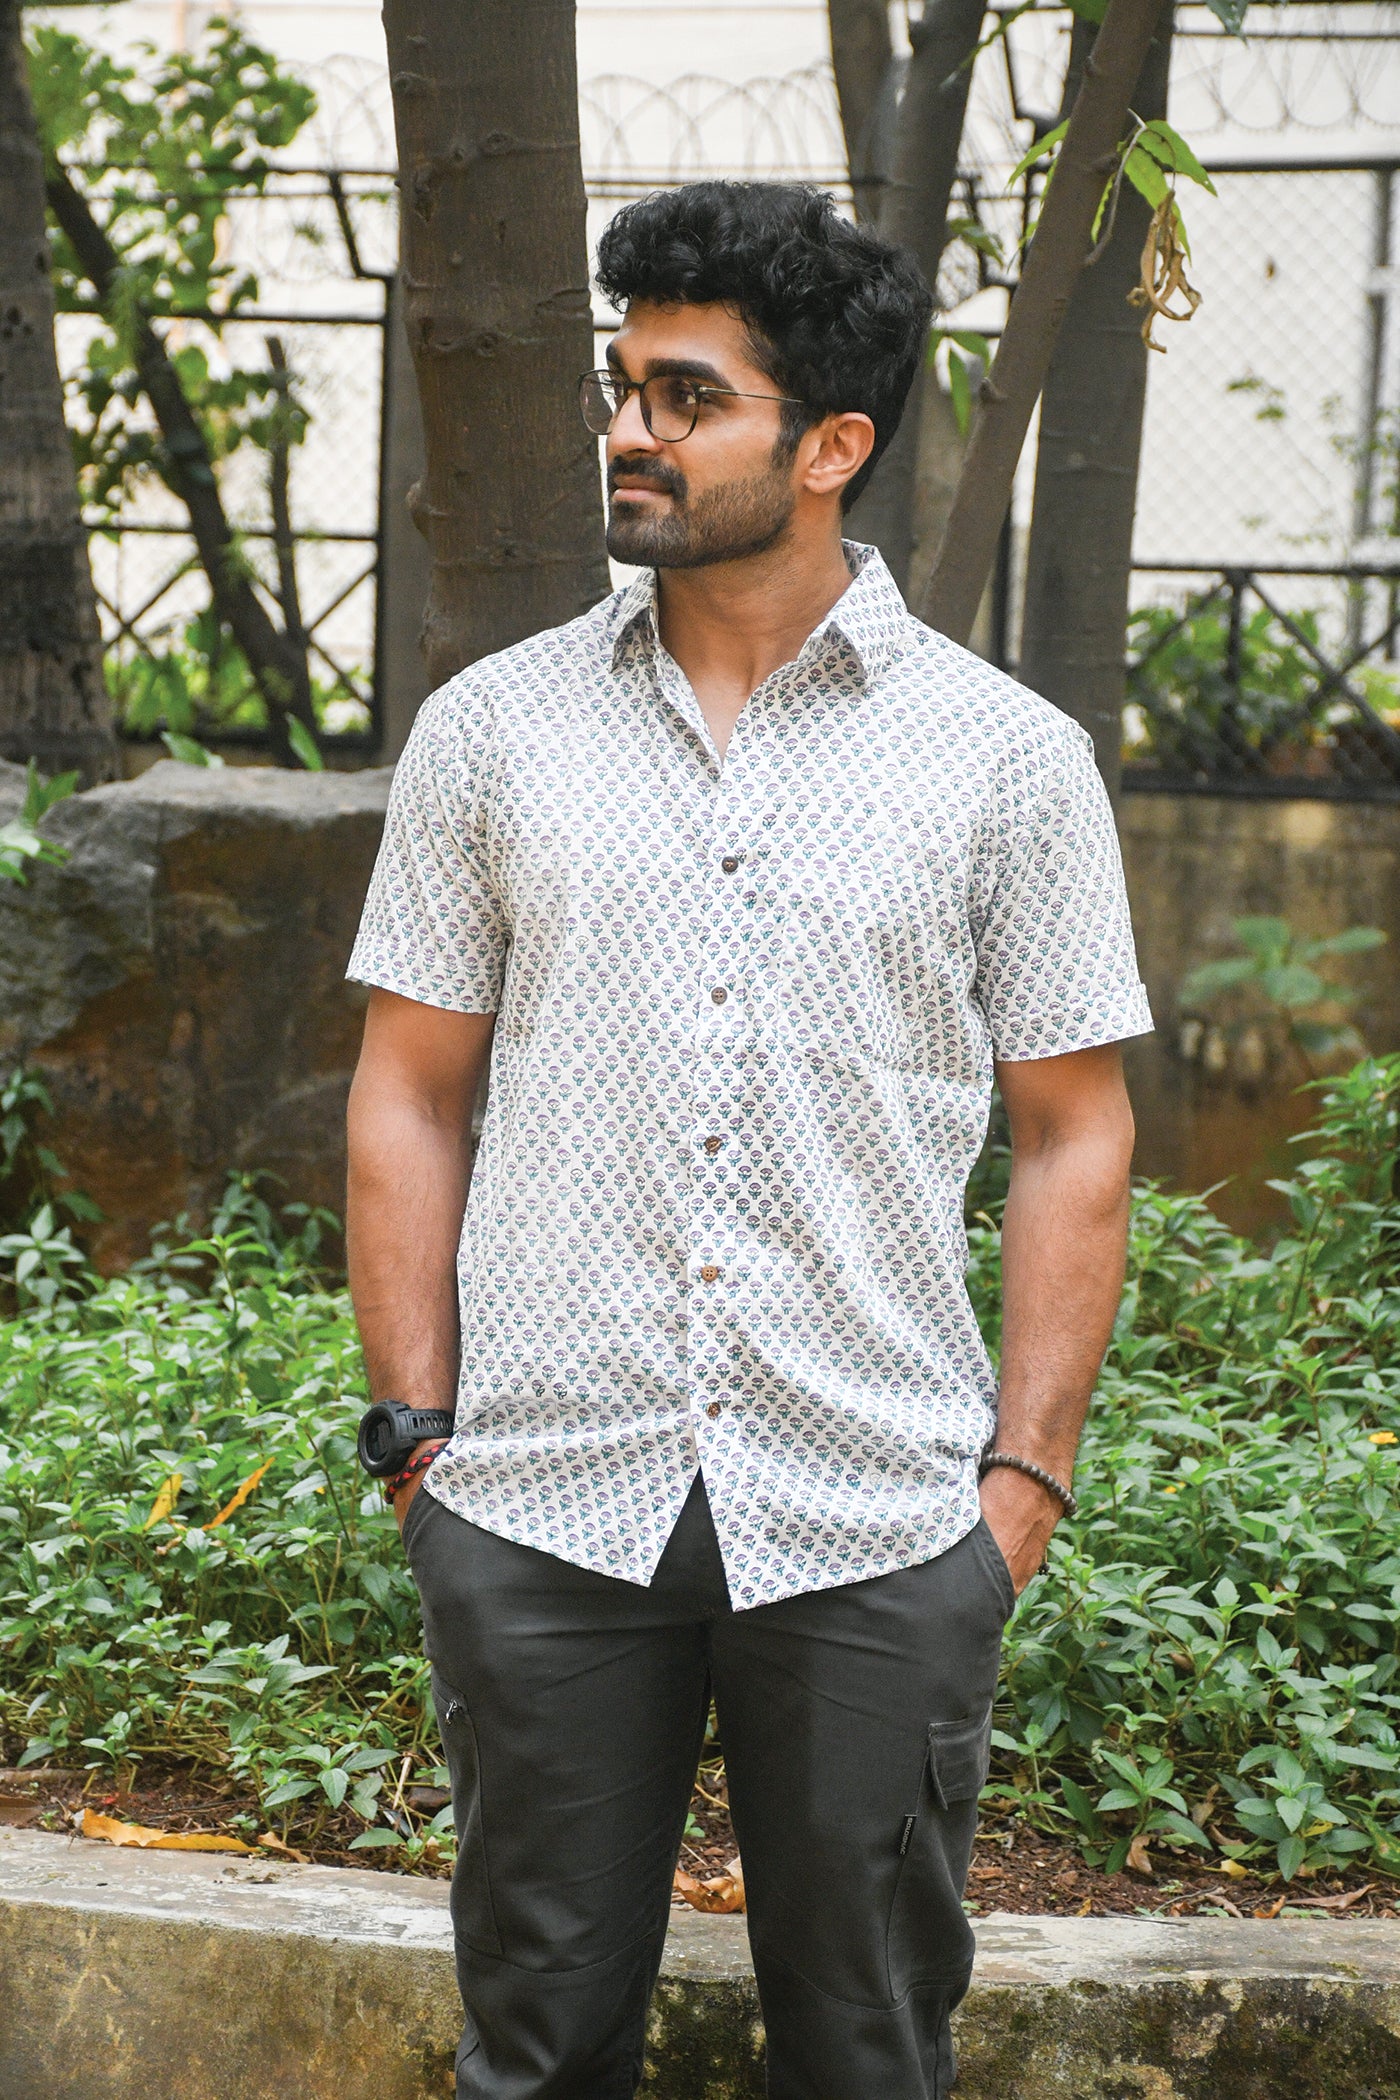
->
[[605, 451, 796, 569]]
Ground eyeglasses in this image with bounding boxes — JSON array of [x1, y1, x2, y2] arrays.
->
[[578, 369, 807, 443]]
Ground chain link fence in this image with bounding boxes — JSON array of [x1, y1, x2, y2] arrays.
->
[[1126, 160, 1400, 794], [65, 34, 1400, 791], [63, 172, 395, 751]]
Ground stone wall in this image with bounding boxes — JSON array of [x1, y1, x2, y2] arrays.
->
[[0, 759, 390, 1269], [1118, 792, 1400, 1232]]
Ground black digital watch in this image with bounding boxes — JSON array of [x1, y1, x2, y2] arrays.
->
[[356, 1399, 456, 1479]]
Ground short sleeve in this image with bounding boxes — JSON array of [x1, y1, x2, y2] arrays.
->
[[972, 726, 1153, 1060], [346, 678, 508, 1012]]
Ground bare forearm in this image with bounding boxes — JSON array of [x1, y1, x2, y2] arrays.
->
[[347, 1090, 471, 1406], [995, 1129, 1131, 1478], [345, 993, 494, 1411], [979, 1044, 1135, 1591]]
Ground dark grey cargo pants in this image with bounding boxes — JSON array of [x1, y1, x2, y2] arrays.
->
[[403, 1473, 1013, 2100]]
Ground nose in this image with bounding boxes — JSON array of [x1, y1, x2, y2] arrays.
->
[[606, 386, 659, 457]]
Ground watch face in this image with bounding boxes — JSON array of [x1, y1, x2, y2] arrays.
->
[[358, 1402, 410, 1477]]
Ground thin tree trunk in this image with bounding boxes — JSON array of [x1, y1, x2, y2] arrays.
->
[[0, 0, 117, 786], [827, 0, 894, 224], [1017, 6, 1174, 797], [844, 0, 986, 591], [266, 335, 307, 661], [918, 0, 1170, 643], [43, 166, 318, 767], [383, 0, 608, 688]]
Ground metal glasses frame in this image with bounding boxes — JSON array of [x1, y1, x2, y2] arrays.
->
[[579, 368, 808, 442]]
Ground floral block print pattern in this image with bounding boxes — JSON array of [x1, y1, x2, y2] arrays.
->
[[348, 546, 1153, 1608]]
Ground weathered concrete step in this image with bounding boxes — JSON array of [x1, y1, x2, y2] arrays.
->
[[2, 1827, 1399, 2098]]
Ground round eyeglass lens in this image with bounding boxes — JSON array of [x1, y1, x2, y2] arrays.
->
[[579, 372, 619, 436], [645, 378, 700, 440]]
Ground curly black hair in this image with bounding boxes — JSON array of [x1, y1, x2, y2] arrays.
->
[[595, 181, 934, 511]]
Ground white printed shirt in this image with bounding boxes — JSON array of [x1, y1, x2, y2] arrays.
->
[[348, 545, 1152, 1608]]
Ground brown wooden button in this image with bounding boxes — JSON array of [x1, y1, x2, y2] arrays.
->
[[710, 986, 728, 1005], [699, 1264, 721, 1282], [703, 1136, 722, 1154], [705, 1401, 723, 1420]]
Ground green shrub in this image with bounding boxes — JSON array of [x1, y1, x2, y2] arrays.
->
[[1, 1060, 1397, 1877]]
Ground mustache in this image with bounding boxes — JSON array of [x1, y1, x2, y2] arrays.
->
[[607, 455, 687, 501]]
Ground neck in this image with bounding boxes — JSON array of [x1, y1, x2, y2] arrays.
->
[[654, 527, 856, 758]]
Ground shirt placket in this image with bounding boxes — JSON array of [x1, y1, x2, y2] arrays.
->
[[684, 691, 782, 1444]]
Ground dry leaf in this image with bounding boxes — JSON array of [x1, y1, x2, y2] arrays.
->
[[673, 1859, 745, 1914], [1125, 1834, 1154, 1878], [0, 1793, 43, 1828], [1254, 1894, 1288, 1919], [1294, 1883, 1374, 1912], [255, 1831, 308, 1864], [207, 1460, 273, 1530], [141, 1473, 183, 1531], [1127, 195, 1202, 352], [80, 1808, 254, 1854], [1219, 1857, 1249, 1880]]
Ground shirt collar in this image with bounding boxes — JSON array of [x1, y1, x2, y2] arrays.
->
[[608, 539, 910, 689]]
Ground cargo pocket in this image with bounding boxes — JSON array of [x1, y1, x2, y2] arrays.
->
[[927, 1706, 993, 1812], [433, 1671, 503, 1958], [887, 1708, 991, 1998]]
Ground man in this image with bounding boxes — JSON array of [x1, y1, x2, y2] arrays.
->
[[346, 181, 1151, 2099]]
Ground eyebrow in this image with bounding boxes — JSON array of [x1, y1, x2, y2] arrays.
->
[[604, 346, 735, 390]]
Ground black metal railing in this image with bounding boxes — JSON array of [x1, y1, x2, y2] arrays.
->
[[1122, 560, 1400, 799]]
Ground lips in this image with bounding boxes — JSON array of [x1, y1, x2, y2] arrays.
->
[[607, 458, 684, 501]]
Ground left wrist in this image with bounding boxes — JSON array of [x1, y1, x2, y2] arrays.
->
[[979, 1448, 1078, 1519]]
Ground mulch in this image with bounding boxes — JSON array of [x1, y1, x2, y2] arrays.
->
[[4, 1760, 1396, 1921]]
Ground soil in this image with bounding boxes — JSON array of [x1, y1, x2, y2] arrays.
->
[[4, 1760, 1395, 1922]]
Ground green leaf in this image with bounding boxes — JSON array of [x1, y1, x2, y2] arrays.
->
[[1277, 1833, 1307, 1881], [1065, 0, 1107, 20], [1179, 957, 1258, 1004], [1006, 120, 1067, 194], [948, 352, 972, 437], [945, 329, 993, 363], [1134, 121, 1219, 196], [1122, 145, 1169, 212], [286, 717, 324, 771], [1291, 1020, 1352, 1056], [161, 732, 224, 767], [319, 1766, 348, 1809], [1233, 916, 1292, 962], [1060, 1776, 1103, 1838], [21, 762, 79, 824], [1302, 927, 1386, 960], [1259, 964, 1326, 1009], [1202, 0, 1248, 33]]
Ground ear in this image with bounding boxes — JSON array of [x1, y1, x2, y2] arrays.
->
[[798, 411, 876, 501]]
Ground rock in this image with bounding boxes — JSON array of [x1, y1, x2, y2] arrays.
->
[[0, 760, 391, 1268]]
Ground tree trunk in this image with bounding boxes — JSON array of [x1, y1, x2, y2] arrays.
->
[[843, 0, 986, 591], [377, 270, 435, 762], [45, 165, 320, 768], [1017, 5, 1174, 797], [918, 0, 1170, 644], [383, 0, 609, 688], [0, 0, 117, 786], [827, 0, 894, 225]]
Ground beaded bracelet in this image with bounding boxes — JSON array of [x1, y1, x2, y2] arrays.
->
[[978, 1450, 1078, 1518], [381, 1439, 449, 1503]]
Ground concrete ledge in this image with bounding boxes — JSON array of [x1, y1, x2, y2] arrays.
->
[[3, 1830, 1400, 2098]]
